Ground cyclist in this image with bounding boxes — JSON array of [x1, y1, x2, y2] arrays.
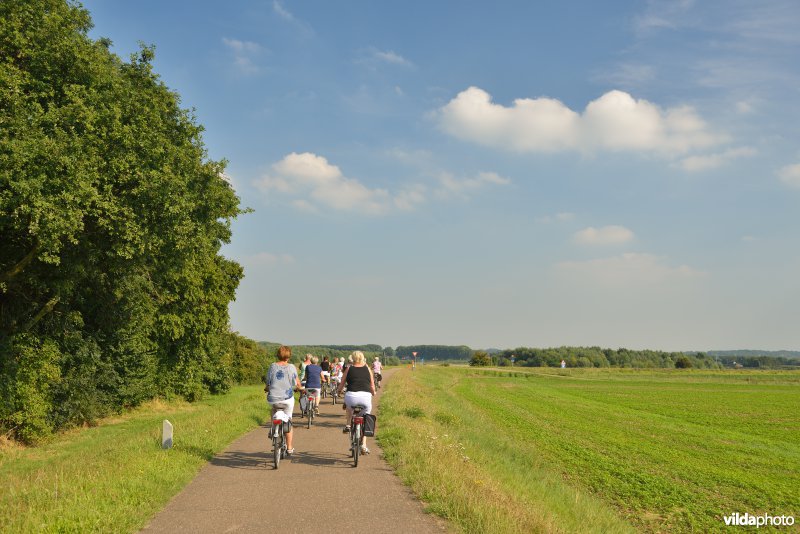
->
[[320, 356, 331, 388], [338, 351, 376, 454], [330, 358, 343, 395], [304, 356, 323, 415], [372, 356, 383, 388], [299, 353, 312, 385], [266, 345, 302, 455]]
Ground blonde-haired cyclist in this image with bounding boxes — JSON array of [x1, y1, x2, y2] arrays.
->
[[338, 351, 376, 454]]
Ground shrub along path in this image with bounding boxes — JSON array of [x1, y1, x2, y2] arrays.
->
[[141, 369, 446, 533]]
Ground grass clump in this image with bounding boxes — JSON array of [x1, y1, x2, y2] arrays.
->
[[0, 385, 268, 533]]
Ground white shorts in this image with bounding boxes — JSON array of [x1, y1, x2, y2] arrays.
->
[[321, 371, 331, 379], [270, 397, 295, 420], [344, 391, 372, 414]]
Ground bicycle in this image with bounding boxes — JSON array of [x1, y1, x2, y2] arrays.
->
[[270, 402, 290, 469], [349, 404, 368, 467], [305, 389, 319, 429], [329, 378, 340, 405]]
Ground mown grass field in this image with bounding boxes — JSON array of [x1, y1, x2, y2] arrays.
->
[[377, 366, 800, 533], [0, 385, 268, 533]]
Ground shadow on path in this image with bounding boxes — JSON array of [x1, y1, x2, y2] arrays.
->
[[209, 449, 272, 470], [291, 449, 353, 468]]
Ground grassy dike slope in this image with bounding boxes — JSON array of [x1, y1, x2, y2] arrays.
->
[[377, 367, 800, 533], [0, 385, 268, 533]]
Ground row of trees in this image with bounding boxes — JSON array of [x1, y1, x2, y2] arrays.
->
[[474, 347, 722, 369], [1, 0, 256, 442], [395, 345, 473, 360]]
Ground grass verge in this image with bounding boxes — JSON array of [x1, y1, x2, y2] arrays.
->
[[378, 368, 634, 534], [378, 367, 800, 533], [0, 385, 268, 533]]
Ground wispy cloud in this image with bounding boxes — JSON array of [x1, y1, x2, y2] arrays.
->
[[594, 62, 657, 89], [272, 0, 314, 36], [633, 0, 696, 35], [677, 146, 757, 172], [777, 163, 800, 189], [436, 171, 511, 198], [436, 87, 725, 157], [356, 47, 415, 70], [537, 212, 576, 224], [556, 252, 704, 286], [574, 225, 635, 246], [373, 49, 413, 66], [272, 0, 294, 21], [222, 37, 264, 74], [254, 152, 425, 215]]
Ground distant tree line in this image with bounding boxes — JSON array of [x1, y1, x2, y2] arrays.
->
[[708, 350, 800, 360], [395, 345, 473, 360], [313, 344, 383, 353], [0, 0, 258, 443], [713, 355, 800, 369], [480, 347, 723, 369]]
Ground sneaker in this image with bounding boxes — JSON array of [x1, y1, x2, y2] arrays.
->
[[286, 448, 294, 456], [342, 425, 350, 433], [361, 446, 370, 454]]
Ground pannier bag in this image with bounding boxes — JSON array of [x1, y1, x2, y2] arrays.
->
[[282, 420, 292, 434], [299, 395, 308, 413], [362, 413, 377, 437]]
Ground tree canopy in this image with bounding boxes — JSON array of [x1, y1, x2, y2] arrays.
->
[[1, 0, 247, 442]]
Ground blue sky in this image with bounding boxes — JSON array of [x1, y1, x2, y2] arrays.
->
[[82, 0, 800, 351]]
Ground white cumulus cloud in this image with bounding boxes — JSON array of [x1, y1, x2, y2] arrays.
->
[[574, 225, 635, 246], [255, 152, 423, 215], [436, 87, 725, 157], [778, 163, 800, 188]]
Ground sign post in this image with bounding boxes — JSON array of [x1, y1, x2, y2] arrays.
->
[[412, 351, 417, 370]]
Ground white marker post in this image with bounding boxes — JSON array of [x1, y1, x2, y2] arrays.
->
[[412, 351, 417, 370], [162, 419, 173, 449]]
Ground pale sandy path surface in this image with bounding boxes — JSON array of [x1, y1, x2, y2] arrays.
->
[[141, 369, 448, 534]]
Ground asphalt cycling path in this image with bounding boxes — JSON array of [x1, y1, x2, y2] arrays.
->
[[141, 368, 447, 534]]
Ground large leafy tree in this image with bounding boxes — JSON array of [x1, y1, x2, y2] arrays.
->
[[1, 0, 244, 441]]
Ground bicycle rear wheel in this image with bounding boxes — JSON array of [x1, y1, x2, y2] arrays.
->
[[307, 404, 312, 428], [273, 433, 281, 469], [352, 425, 360, 467]]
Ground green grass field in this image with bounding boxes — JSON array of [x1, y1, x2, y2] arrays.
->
[[0, 385, 268, 533], [378, 367, 800, 533]]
